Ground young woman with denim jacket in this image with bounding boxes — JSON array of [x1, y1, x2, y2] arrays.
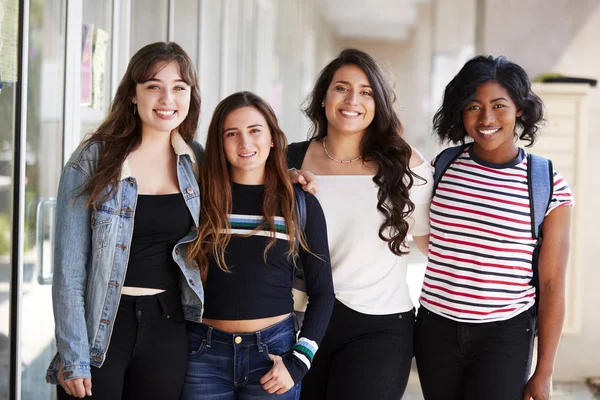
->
[[45, 42, 205, 400], [180, 91, 334, 400]]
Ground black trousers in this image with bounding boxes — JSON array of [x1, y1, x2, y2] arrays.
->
[[300, 300, 414, 400], [414, 306, 536, 400], [57, 291, 187, 400]]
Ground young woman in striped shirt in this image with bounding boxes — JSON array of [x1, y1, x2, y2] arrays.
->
[[181, 91, 334, 400], [415, 56, 574, 400]]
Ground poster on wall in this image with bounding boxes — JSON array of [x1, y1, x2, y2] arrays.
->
[[0, 0, 18, 83], [81, 24, 94, 106], [91, 28, 108, 110]]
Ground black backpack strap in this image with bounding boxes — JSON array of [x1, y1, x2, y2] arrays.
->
[[188, 140, 205, 183], [432, 143, 471, 192], [287, 141, 311, 170]]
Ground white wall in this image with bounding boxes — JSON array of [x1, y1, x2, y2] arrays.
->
[[273, 0, 338, 143], [482, 0, 600, 382], [195, 0, 337, 144], [482, 0, 600, 78], [546, 3, 600, 382], [337, 2, 435, 159]]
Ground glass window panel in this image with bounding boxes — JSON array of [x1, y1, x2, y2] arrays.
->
[[173, 0, 199, 64], [81, 0, 113, 139], [130, 0, 168, 56], [0, 0, 19, 398], [198, 0, 223, 141]]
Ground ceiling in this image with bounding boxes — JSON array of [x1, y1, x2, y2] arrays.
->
[[315, 0, 430, 41]]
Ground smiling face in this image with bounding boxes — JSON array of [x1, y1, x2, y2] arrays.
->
[[323, 64, 376, 138], [462, 81, 523, 163], [222, 106, 273, 185], [132, 61, 191, 136]]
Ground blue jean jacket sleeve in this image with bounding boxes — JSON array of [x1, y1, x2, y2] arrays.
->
[[52, 162, 93, 381]]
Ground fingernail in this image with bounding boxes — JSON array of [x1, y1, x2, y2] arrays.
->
[[87, 390, 92, 396]]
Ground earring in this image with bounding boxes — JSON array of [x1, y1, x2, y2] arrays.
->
[[321, 102, 325, 107], [271, 141, 274, 147], [132, 103, 137, 115]]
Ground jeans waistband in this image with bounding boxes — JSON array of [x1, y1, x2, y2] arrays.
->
[[119, 290, 182, 318], [186, 314, 295, 347]]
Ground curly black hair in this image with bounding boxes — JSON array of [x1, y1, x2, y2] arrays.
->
[[433, 55, 544, 147], [303, 48, 416, 256]]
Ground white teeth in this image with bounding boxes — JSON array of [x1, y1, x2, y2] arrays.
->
[[479, 128, 499, 135], [156, 110, 175, 116], [239, 152, 256, 157], [341, 110, 359, 116]]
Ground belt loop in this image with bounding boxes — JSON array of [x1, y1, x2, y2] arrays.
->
[[206, 326, 213, 348], [256, 331, 263, 352]]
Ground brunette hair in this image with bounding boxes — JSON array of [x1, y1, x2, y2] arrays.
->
[[81, 41, 201, 205], [433, 55, 544, 146], [188, 91, 308, 282], [304, 48, 415, 256]]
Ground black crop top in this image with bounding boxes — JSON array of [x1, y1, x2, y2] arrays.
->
[[202, 182, 334, 383], [124, 193, 193, 290]]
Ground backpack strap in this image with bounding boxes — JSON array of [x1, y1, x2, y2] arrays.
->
[[293, 184, 307, 234], [287, 141, 311, 170], [432, 143, 471, 191], [292, 184, 307, 292], [188, 140, 205, 182], [527, 153, 554, 239]]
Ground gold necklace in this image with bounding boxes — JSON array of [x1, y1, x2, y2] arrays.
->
[[322, 137, 361, 164]]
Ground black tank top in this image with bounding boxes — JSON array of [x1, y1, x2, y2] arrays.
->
[[124, 193, 193, 290]]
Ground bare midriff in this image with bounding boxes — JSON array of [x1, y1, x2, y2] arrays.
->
[[121, 286, 166, 296], [202, 313, 290, 333]]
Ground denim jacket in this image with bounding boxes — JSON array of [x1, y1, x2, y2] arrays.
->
[[46, 131, 204, 384]]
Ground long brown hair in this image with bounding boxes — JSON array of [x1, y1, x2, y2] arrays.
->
[[80, 42, 201, 205], [188, 91, 308, 282], [304, 48, 416, 256]]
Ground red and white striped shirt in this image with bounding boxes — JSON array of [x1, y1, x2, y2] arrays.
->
[[420, 147, 573, 322]]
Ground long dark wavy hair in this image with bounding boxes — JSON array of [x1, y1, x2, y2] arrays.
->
[[188, 91, 311, 282], [433, 55, 544, 147], [304, 48, 416, 256], [80, 42, 201, 206]]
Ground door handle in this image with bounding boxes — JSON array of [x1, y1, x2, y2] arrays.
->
[[36, 198, 56, 285]]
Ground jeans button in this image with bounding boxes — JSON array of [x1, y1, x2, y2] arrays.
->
[[234, 336, 242, 344], [398, 314, 403, 319], [137, 310, 142, 317]]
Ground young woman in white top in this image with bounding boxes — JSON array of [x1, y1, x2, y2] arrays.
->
[[287, 48, 433, 400]]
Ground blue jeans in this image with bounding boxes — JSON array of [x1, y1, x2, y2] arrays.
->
[[181, 314, 301, 400]]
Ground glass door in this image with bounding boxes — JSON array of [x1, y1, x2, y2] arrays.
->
[[0, 0, 20, 398], [19, 0, 67, 398]]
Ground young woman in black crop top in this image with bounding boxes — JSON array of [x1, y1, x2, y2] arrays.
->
[[181, 91, 334, 400]]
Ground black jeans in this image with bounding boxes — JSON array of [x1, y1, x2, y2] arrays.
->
[[414, 307, 536, 400], [57, 291, 187, 400], [300, 300, 414, 400]]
